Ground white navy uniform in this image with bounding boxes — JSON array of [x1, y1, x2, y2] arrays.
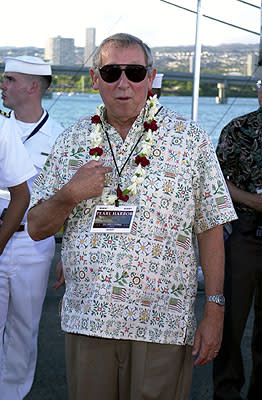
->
[[0, 112, 36, 187], [0, 110, 63, 400]]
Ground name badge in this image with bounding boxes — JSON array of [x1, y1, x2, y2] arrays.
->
[[91, 205, 137, 234]]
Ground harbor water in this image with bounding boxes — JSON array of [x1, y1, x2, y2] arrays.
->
[[1, 92, 259, 147], [36, 93, 261, 147], [50, 93, 259, 145]]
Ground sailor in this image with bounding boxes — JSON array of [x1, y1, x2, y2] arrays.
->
[[0, 56, 63, 400], [151, 72, 164, 98], [0, 111, 36, 254]]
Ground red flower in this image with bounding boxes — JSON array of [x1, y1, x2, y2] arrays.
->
[[89, 147, 103, 156], [144, 120, 158, 132], [147, 90, 154, 99], [135, 155, 150, 167], [117, 186, 129, 202], [91, 115, 101, 124]]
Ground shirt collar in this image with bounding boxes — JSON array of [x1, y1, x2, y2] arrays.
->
[[10, 109, 52, 137]]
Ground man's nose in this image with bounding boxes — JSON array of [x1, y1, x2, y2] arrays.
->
[[0, 81, 6, 90], [117, 70, 130, 87]]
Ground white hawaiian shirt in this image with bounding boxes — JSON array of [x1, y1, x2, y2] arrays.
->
[[30, 103, 237, 345]]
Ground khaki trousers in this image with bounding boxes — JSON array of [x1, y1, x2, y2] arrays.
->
[[65, 333, 193, 400]]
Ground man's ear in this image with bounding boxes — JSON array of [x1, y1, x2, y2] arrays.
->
[[148, 69, 157, 90], [90, 69, 99, 90], [28, 80, 38, 95]]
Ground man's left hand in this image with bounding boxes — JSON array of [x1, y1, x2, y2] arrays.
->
[[192, 304, 224, 366]]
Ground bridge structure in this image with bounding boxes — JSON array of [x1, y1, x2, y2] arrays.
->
[[0, 63, 258, 103]]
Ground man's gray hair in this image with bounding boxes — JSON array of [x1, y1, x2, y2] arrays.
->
[[92, 33, 154, 70]]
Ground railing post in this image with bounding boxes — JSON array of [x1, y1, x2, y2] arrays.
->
[[216, 81, 227, 104], [81, 76, 85, 92], [191, 0, 203, 121], [258, 0, 262, 65]]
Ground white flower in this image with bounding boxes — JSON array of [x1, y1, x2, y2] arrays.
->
[[140, 143, 152, 155], [131, 175, 145, 185], [146, 95, 159, 119], [94, 123, 102, 134], [90, 130, 102, 142], [147, 94, 159, 106], [148, 109, 157, 121], [134, 164, 147, 178], [130, 165, 147, 186], [90, 128, 103, 149], [102, 192, 118, 205], [90, 154, 100, 161], [127, 182, 138, 195], [145, 130, 154, 144], [96, 104, 104, 115]]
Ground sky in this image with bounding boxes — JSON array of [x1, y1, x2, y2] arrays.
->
[[1, 0, 261, 49]]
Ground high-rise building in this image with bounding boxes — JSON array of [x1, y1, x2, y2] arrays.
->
[[246, 52, 262, 78], [45, 36, 75, 65], [189, 55, 194, 73], [246, 53, 257, 76], [84, 28, 96, 67]]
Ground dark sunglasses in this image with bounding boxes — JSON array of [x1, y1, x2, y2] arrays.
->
[[98, 64, 150, 83]]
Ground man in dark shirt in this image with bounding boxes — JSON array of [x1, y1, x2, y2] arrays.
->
[[213, 91, 262, 400]]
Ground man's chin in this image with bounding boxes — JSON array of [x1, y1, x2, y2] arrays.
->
[[2, 101, 11, 110]]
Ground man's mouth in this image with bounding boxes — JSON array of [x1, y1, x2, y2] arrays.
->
[[116, 97, 130, 101]]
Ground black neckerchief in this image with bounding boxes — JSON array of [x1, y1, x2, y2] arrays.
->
[[23, 112, 49, 144]]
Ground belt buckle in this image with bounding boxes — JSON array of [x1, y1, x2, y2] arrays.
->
[[256, 225, 262, 238]]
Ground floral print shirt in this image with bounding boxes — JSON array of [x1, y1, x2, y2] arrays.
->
[[30, 103, 236, 345], [216, 107, 262, 216]]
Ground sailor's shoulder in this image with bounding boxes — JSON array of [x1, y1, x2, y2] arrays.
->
[[0, 109, 11, 118]]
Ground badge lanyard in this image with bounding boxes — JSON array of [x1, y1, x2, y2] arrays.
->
[[104, 129, 144, 206], [103, 106, 163, 206], [23, 112, 49, 144]]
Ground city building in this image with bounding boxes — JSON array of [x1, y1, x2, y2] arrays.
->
[[246, 53, 262, 77], [45, 36, 75, 65], [189, 55, 194, 73], [84, 28, 96, 67]]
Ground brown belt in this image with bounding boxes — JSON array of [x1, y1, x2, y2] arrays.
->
[[17, 225, 25, 232]]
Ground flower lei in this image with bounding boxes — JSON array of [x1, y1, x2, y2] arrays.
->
[[89, 94, 160, 205]]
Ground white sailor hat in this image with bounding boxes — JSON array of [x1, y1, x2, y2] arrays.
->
[[4, 56, 52, 75], [152, 73, 164, 88]]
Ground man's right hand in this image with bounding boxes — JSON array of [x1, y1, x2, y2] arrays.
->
[[52, 259, 65, 290], [226, 180, 262, 212], [28, 161, 112, 242], [66, 161, 112, 205], [248, 192, 262, 212]]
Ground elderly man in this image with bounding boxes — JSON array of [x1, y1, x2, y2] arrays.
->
[[28, 33, 236, 400], [0, 56, 63, 400]]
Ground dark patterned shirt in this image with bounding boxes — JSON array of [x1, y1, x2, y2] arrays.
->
[[216, 107, 262, 215]]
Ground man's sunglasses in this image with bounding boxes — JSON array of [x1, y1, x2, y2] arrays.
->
[[98, 64, 151, 83]]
